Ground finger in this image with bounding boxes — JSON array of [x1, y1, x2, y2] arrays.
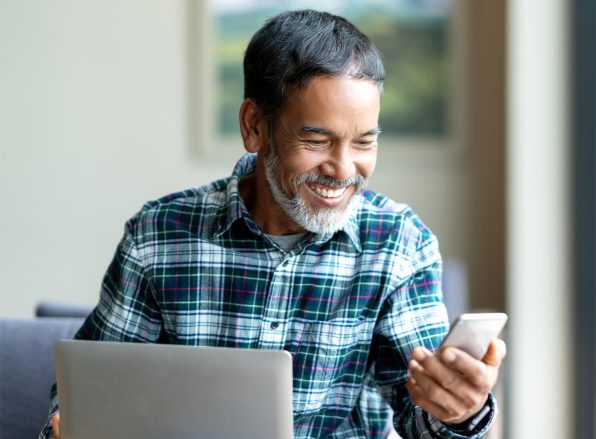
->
[[412, 347, 485, 408], [409, 359, 470, 418], [407, 366, 417, 385], [406, 373, 467, 424], [413, 348, 488, 408], [482, 338, 507, 367], [440, 347, 493, 389], [412, 347, 468, 392], [407, 373, 451, 421], [51, 413, 60, 439]]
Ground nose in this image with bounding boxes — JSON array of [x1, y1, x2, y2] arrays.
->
[[319, 143, 356, 182]]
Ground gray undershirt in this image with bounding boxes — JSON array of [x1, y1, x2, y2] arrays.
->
[[265, 232, 308, 253]]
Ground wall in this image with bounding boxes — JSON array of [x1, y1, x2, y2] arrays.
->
[[467, 0, 506, 312], [0, 1, 236, 316]]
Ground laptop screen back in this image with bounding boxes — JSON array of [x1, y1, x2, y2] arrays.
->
[[55, 340, 294, 439]]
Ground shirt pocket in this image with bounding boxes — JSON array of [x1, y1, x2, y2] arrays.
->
[[290, 317, 371, 419]]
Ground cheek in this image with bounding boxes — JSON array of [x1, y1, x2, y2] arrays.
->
[[274, 160, 304, 196], [357, 151, 378, 179], [279, 171, 297, 195], [275, 153, 319, 191]]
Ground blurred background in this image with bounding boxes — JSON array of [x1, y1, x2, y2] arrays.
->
[[0, 0, 593, 438]]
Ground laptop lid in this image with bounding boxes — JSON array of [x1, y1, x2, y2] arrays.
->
[[55, 340, 294, 439]]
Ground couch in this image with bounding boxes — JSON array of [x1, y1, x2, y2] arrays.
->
[[0, 317, 84, 439]]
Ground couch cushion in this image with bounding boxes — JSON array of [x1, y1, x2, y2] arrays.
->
[[0, 318, 83, 439], [35, 301, 93, 318]]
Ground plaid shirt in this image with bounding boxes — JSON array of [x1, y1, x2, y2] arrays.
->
[[41, 153, 495, 439]]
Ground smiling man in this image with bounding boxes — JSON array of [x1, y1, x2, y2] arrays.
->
[[40, 9, 505, 439]]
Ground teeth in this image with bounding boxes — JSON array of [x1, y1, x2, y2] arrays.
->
[[311, 185, 346, 198]]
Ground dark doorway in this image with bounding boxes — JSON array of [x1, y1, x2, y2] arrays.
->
[[574, 0, 596, 437]]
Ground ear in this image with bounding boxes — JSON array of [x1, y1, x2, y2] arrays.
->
[[239, 98, 268, 153]]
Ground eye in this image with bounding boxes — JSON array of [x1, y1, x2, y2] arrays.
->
[[306, 139, 328, 147], [354, 139, 377, 148]]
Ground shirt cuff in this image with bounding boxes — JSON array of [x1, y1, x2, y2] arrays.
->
[[424, 393, 497, 438], [38, 418, 54, 439]]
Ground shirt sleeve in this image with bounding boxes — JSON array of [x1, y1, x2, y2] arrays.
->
[[425, 394, 497, 437], [74, 219, 164, 343], [37, 384, 59, 439], [372, 234, 497, 438], [38, 219, 164, 438]]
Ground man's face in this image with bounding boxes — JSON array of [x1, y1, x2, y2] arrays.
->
[[260, 75, 380, 235]]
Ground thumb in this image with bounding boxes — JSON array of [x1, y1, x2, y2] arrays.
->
[[482, 338, 506, 367]]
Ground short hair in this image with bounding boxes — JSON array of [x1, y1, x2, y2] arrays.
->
[[243, 9, 385, 128]]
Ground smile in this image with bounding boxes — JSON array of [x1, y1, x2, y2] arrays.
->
[[307, 184, 347, 199]]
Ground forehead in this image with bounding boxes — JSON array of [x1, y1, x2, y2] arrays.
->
[[278, 76, 381, 132]]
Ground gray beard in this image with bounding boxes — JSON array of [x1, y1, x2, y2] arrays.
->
[[263, 145, 365, 235]]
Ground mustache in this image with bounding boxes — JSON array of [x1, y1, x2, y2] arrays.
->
[[295, 172, 366, 189]]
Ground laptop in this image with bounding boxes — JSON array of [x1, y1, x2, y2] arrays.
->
[[54, 340, 294, 439]]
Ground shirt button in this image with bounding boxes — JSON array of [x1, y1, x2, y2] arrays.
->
[[270, 321, 279, 330]]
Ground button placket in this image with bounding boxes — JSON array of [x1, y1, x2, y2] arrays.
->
[[256, 256, 292, 349]]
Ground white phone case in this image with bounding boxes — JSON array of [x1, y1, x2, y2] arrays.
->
[[440, 312, 508, 359]]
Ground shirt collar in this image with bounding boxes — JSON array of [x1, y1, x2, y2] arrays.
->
[[213, 153, 362, 253], [211, 153, 259, 238]]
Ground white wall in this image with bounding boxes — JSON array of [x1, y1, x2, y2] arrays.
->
[[0, 1, 489, 323], [0, 1, 237, 316]]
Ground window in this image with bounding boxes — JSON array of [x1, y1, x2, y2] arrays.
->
[[211, 0, 455, 139]]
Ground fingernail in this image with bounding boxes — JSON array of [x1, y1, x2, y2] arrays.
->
[[443, 349, 456, 362], [412, 347, 426, 361]]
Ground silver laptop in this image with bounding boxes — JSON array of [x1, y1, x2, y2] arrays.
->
[[55, 340, 294, 439]]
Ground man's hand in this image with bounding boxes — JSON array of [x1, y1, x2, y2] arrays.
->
[[406, 338, 506, 425], [50, 414, 60, 439]]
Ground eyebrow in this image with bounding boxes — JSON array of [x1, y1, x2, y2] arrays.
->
[[362, 127, 382, 136], [302, 125, 382, 137]]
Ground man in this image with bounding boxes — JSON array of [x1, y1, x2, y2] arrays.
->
[[41, 9, 505, 439]]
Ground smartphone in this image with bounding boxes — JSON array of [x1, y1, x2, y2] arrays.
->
[[439, 313, 508, 360]]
